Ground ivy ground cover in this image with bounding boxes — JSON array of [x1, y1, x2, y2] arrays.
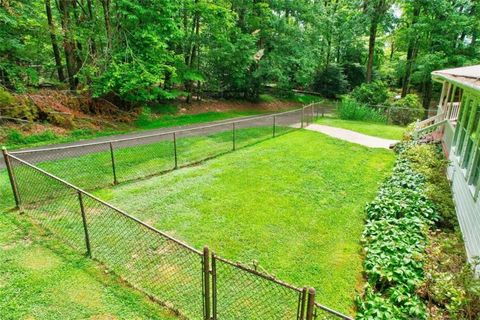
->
[[93, 130, 395, 314]]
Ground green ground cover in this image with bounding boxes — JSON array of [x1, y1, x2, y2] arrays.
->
[[315, 116, 406, 140], [0, 213, 177, 320], [88, 130, 395, 314]]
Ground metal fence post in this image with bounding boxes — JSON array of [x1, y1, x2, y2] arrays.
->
[[211, 253, 217, 320], [109, 142, 118, 185], [273, 116, 276, 138], [301, 108, 304, 128], [298, 287, 308, 320], [232, 123, 236, 151], [2, 147, 21, 209], [203, 246, 211, 320], [305, 288, 316, 320], [77, 191, 92, 258], [173, 132, 178, 169]]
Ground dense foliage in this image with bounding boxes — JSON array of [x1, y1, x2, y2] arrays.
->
[[337, 97, 387, 123], [356, 149, 437, 319], [0, 0, 478, 109], [357, 140, 480, 319]]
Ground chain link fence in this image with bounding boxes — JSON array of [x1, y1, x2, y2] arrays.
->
[[6, 105, 319, 192], [2, 103, 352, 320]]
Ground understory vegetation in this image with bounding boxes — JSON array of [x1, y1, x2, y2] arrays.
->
[[356, 140, 480, 319], [337, 82, 425, 126]]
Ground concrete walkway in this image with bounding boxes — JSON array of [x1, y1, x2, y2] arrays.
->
[[306, 124, 398, 149]]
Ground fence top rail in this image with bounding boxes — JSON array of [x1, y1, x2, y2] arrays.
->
[[314, 302, 353, 320], [9, 104, 318, 155], [6, 153, 203, 256], [212, 253, 304, 293]]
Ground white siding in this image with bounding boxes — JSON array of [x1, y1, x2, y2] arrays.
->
[[443, 126, 480, 274]]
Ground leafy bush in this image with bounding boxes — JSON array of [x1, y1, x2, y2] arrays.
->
[[358, 140, 479, 319], [6, 129, 58, 146], [389, 94, 424, 126], [337, 96, 386, 123], [0, 87, 38, 122], [356, 143, 440, 320], [135, 107, 152, 126], [341, 62, 366, 90], [351, 81, 389, 106], [403, 144, 456, 229], [311, 64, 348, 98]]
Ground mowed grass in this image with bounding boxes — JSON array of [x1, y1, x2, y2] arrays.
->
[[94, 130, 396, 314], [8, 125, 291, 193], [0, 213, 178, 320], [315, 116, 406, 140]]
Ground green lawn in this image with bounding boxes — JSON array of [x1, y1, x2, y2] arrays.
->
[[90, 130, 395, 314], [315, 117, 406, 140], [2, 126, 395, 316], [0, 213, 177, 320]]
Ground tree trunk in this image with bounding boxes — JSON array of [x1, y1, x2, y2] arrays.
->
[[58, 0, 78, 90], [45, 0, 65, 82], [86, 0, 97, 56], [100, 0, 112, 49], [366, 20, 378, 83], [186, 0, 200, 104]]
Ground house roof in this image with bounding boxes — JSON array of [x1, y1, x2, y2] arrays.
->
[[432, 65, 480, 91]]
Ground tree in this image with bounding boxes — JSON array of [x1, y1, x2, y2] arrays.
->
[[364, 0, 393, 83]]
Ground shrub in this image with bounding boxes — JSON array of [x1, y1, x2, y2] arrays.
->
[[6, 129, 58, 146], [402, 144, 456, 229], [389, 94, 424, 126], [337, 96, 387, 123], [341, 62, 366, 90], [356, 143, 440, 320], [311, 64, 348, 99], [135, 107, 152, 126], [351, 81, 389, 106], [0, 87, 38, 122]]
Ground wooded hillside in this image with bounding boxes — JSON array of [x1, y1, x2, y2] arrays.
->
[[1, 0, 479, 108]]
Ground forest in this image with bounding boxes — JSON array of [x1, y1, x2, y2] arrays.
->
[[0, 0, 479, 110]]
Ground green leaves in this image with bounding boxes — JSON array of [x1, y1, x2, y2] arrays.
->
[[356, 143, 442, 319]]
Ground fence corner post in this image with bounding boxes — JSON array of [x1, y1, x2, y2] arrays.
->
[[305, 287, 316, 320], [203, 246, 211, 320], [2, 146, 21, 209]]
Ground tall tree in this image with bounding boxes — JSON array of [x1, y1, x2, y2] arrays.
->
[[45, 0, 65, 82], [400, 0, 422, 97], [364, 0, 392, 83], [57, 0, 78, 89]]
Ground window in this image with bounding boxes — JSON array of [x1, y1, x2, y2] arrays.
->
[[462, 101, 480, 169], [454, 97, 472, 156], [470, 147, 480, 198]]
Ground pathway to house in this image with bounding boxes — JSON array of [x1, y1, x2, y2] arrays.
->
[[306, 124, 398, 149]]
